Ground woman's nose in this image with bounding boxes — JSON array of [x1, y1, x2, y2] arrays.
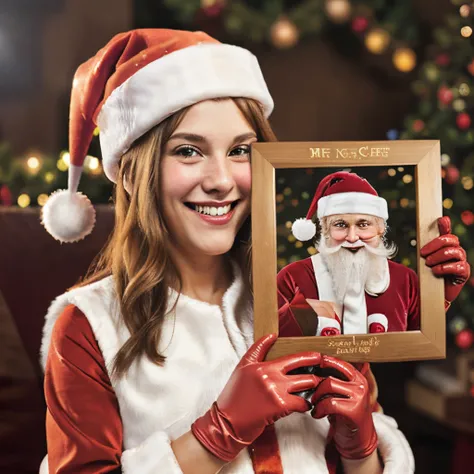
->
[[345, 226, 359, 243], [201, 157, 235, 195]]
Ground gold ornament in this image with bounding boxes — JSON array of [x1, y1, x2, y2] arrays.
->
[[453, 98, 466, 112], [393, 48, 416, 72], [325, 0, 352, 23], [364, 28, 390, 54], [270, 17, 299, 49]]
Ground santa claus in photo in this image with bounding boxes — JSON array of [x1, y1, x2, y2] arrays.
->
[[277, 171, 470, 337]]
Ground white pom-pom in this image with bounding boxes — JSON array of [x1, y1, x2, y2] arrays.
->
[[41, 189, 96, 243], [291, 218, 316, 241]]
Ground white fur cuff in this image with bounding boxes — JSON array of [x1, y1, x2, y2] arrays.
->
[[368, 313, 388, 331], [316, 316, 341, 336], [121, 431, 184, 474], [373, 412, 415, 473]]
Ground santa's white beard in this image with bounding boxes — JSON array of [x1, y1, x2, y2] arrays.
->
[[317, 238, 392, 303]]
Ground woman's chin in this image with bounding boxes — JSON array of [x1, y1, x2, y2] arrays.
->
[[194, 237, 236, 257]]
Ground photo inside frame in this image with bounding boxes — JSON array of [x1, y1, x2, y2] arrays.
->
[[275, 165, 418, 338]]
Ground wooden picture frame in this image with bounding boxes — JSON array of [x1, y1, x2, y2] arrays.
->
[[251, 140, 445, 362]]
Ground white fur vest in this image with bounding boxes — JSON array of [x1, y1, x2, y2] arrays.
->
[[39, 268, 414, 474]]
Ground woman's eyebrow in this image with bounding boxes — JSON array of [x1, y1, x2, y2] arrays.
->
[[232, 132, 257, 143], [168, 133, 206, 142], [168, 132, 257, 143]]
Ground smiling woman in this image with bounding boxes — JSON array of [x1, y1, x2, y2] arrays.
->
[[37, 28, 417, 474]]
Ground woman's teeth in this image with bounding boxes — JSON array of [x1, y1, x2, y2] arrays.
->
[[192, 204, 232, 216]]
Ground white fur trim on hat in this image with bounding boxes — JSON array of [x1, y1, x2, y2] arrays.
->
[[368, 313, 388, 331], [316, 316, 341, 336], [317, 192, 388, 219], [291, 218, 316, 241], [98, 43, 274, 183]]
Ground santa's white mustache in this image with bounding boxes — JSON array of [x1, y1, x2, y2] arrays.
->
[[321, 239, 390, 257]]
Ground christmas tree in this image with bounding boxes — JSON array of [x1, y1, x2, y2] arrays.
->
[[400, 0, 473, 349]]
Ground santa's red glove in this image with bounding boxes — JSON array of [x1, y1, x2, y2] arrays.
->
[[310, 355, 377, 460], [191, 333, 322, 462], [420, 216, 470, 310]]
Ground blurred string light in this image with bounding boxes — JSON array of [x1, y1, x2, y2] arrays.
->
[[393, 48, 417, 72], [461, 26, 472, 38], [325, 0, 352, 23], [37, 194, 48, 206], [270, 16, 299, 49], [17, 194, 30, 208], [364, 28, 390, 54], [57, 151, 70, 171], [386, 129, 399, 140], [388, 168, 396, 176], [27, 156, 40, 171], [459, 4, 471, 17], [462, 176, 473, 190], [443, 198, 454, 209], [459, 83, 470, 96], [402, 174, 413, 183], [441, 154, 451, 166], [410, 239, 417, 247]]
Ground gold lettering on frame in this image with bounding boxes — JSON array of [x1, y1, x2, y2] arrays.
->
[[310, 147, 331, 158], [309, 146, 390, 159], [326, 335, 380, 355]]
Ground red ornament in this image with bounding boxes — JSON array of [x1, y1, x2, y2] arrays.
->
[[461, 210, 474, 226], [0, 185, 12, 206], [201, 0, 225, 17], [437, 85, 454, 105], [456, 328, 474, 350], [435, 53, 450, 67], [456, 112, 471, 130], [468, 59, 474, 76], [444, 165, 460, 184], [352, 16, 369, 33], [412, 119, 425, 132]]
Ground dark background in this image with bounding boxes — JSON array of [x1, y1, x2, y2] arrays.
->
[[0, 1, 472, 473]]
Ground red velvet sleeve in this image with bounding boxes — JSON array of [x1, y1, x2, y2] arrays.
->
[[44, 304, 123, 473]]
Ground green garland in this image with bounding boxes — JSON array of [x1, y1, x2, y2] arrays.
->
[[163, 0, 420, 49]]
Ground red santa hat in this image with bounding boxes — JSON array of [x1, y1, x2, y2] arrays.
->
[[291, 171, 388, 241], [41, 29, 274, 243]]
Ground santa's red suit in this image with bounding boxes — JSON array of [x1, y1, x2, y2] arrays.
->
[[278, 253, 420, 337]]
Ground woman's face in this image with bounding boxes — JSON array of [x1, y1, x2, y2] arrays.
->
[[160, 99, 255, 258]]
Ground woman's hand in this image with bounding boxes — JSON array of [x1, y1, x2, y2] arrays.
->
[[191, 333, 322, 462], [421, 216, 470, 310], [309, 356, 378, 461]]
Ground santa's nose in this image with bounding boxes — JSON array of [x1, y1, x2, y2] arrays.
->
[[345, 226, 359, 243]]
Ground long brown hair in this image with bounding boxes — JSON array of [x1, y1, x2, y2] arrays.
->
[[76, 98, 277, 379]]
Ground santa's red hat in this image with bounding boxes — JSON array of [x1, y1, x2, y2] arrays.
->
[[291, 171, 388, 241], [41, 29, 274, 243]]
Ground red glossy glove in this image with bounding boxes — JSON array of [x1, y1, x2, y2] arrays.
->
[[191, 333, 322, 462], [421, 216, 471, 310], [310, 355, 377, 460]]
